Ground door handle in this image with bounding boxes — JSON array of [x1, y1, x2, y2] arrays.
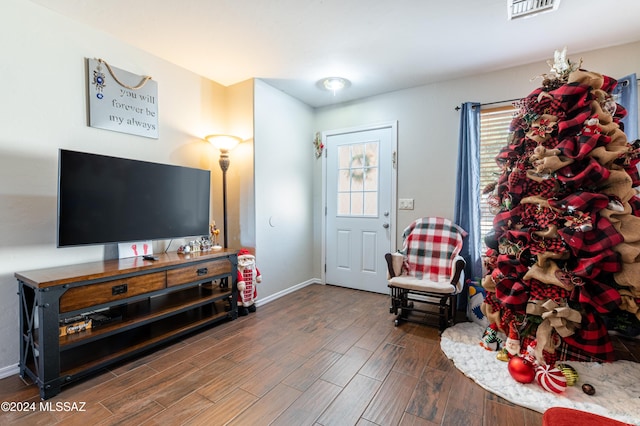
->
[[382, 223, 389, 229]]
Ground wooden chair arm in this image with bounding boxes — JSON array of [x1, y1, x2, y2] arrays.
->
[[450, 258, 466, 286], [384, 253, 396, 278]]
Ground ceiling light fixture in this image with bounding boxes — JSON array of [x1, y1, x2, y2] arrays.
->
[[320, 77, 350, 95]]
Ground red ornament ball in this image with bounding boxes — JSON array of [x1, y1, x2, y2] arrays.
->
[[535, 364, 567, 393], [508, 356, 535, 383]]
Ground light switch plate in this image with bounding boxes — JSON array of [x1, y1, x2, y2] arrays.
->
[[399, 198, 414, 210]]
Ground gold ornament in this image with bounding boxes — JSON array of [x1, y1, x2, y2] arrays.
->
[[496, 348, 509, 362], [557, 363, 579, 386]]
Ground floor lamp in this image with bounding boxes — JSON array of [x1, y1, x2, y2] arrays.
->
[[206, 134, 242, 248]]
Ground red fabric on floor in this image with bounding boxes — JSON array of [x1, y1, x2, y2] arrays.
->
[[542, 407, 633, 426]]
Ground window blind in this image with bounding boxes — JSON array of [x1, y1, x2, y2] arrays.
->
[[479, 105, 516, 250]]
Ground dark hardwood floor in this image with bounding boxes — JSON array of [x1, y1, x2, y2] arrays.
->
[[1, 284, 638, 425]]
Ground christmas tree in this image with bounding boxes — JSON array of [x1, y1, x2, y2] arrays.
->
[[481, 48, 640, 365]]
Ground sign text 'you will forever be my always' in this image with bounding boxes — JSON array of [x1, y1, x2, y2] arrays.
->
[[87, 58, 159, 139]]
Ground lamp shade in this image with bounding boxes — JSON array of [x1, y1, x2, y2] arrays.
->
[[206, 134, 242, 152]]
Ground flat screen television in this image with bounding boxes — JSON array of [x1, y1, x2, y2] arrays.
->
[[57, 149, 211, 247]]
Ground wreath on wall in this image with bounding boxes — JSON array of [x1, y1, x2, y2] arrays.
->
[[314, 132, 324, 158]]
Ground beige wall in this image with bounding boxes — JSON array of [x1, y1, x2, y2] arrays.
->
[[218, 79, 256, 251], [0, 0, 231, 374]]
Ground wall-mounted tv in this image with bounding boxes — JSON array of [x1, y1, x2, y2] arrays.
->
[[57, 149, 211, 247]]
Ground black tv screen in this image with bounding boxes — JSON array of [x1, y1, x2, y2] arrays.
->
[[57, 149, 211, 247]]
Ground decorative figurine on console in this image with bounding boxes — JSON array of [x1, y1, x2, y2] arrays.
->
[[237, 248, 261, 316], [210, 221, 221, 250]]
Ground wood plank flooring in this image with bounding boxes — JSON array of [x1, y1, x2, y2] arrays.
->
[[1, 284, 638, 425]]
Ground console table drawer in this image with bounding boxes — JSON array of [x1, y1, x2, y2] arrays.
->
[[167, 259, 232, 287], [60, 272, 166, 313]]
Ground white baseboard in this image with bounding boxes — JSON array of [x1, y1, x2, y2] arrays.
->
[[256, 278, 321, 307], [0, 363, 20, 380]]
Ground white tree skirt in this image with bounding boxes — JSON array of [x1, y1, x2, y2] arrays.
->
[[440, 322, 640, 425]]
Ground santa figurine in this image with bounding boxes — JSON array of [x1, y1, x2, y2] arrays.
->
[[236, 248, 261, 316], [503, 321, 522, 358], [497, 322, 522, 361]]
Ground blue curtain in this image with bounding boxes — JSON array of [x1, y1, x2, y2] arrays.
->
[[612, 73, 638, 140], [454, 102, 482, 309]]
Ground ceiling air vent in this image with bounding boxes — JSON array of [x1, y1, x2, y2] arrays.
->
[[508, 0, 560, 20]]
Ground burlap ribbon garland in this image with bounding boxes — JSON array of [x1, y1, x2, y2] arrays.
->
[[619, 289, 640, 321], [526, 299, 582, 364]]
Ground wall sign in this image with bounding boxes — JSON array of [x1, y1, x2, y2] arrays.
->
[[87, 58, 159, 139]]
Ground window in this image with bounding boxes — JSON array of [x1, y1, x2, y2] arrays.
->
[[336, 142, 379, 216], [479, 106, 516, 250]]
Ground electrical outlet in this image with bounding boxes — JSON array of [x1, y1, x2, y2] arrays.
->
[[399, 198, 414, 210]]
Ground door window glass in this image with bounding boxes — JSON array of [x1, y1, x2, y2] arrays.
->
[[337, 142, 379, 216]]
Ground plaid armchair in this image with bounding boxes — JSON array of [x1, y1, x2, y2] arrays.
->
[[385, 217, 467, 331]]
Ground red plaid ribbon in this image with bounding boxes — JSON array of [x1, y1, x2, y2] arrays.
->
[[561, 310, 615, 362], [401, 217, 467, 281]]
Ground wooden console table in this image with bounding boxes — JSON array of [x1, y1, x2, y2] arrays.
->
[[16, 250, 237, 399]]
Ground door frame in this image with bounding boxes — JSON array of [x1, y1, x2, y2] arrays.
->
[[321, 121, 398, 285]]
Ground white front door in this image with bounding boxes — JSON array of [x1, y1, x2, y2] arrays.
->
[[324, 123, 397, 294]]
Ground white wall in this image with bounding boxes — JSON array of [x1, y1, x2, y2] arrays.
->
[[314, 41, 640, 269], [0, 0, 227, 374], [254, 80, 316, 297]]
